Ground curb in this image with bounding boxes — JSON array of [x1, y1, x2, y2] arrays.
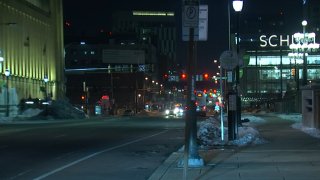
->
[[148, 152, 182, 180]]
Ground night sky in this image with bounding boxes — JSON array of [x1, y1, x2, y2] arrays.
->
[[63, 0, 303, 72]]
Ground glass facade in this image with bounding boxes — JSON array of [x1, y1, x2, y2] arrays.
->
[[242, 53, 320, 98]]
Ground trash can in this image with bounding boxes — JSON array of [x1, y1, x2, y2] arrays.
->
[[301, 84, 320, 128]]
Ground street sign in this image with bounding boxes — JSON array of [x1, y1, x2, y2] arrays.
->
[[138, 65, 145, 72], [198, 5, 208, 41], [182, 5, 208, 41], [183, 5, 199, 28], [220, 50, 238, 70]]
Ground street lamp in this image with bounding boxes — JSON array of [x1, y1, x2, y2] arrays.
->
[[44, 75, 49, 100], [232, 0, 243, 12], [233, 0, 243, 139], [43, 75, 49, 115], [4, 69, 10, 117], [302, 20, 308, 86], [0, 50, 3, 73]]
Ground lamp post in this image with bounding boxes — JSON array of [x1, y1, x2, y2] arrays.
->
[[5, 69, 10, 117], [44, 75, 49, 116], [302, 20, 308, 86], [0, 50, 3, 73], [233, 0, 243, 138]]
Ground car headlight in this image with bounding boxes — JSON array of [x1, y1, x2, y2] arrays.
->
[[179, 108, 183, 113], [174, 108, 179, 114], [165, 109, 170, 115]]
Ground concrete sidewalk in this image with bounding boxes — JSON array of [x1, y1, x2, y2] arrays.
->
[[149, 114, 320, 180]]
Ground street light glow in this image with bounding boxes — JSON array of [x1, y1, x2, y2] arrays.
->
[[5, 69, 10, 76], [302, 20, 307, 26], [44, 75, 49, 83], [232, 0, 243, 12], [0, 50, 3, 62]]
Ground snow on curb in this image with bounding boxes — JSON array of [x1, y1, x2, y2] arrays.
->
[[197, 116, 267, 148]]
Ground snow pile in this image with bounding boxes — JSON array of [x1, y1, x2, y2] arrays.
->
[[230, 126, 267, 146], [19, 108, 42, 118], [0, 116, 14, 123], [33, 100, 86, 119], [277, 113, 302, 122], [241, 114, 266, 124], [291, 123, 320, 138], [276, 113, 320, 138], [0, 100, 86, 122], [197, 115, 267, 148], [197, 117, 226, 146]]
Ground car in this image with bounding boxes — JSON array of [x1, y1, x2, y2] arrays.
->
[[165, 106, 184, 117], [196, 105, 206, 117]]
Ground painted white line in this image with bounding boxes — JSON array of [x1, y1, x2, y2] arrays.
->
[[10, 169, 32, 179], [34, 130, 168, 180]]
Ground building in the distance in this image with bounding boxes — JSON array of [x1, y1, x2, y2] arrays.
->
[[111, 10, 177, 78], [64, 42, 160, 114], [64, 10, 177, 114], [0, 0, 64, 116]]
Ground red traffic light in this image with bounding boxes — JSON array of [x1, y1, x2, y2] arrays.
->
[[203, 73, 209, 79], [181, 73, 187, 79]]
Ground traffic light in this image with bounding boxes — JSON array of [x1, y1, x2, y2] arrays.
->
[[81, 95, 86, 104], [163, 74, 169, 81], [203, 73, 209, 80], [181, 73, 187, 80], [213, 89, 217, 94]]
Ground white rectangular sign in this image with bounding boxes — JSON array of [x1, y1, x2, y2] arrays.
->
[[182, 5, 208, 41], [198, 5, 208, 41]]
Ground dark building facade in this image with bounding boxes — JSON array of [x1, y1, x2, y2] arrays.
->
[[64, 10, 177, 114], [111, 11, 177, 77], [65, 42, 161, 114]]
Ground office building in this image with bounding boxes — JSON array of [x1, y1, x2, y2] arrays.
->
[[0, 0, 64, 116]]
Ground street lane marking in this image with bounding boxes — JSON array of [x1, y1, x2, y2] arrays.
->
[[10, 169, 32, 179], [33, 130, 168, 180]]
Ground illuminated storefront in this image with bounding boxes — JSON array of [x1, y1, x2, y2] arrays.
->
[[241, 33, 320, 101]]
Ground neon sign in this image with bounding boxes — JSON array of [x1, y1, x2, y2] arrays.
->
[[259, 35, 294, 47]]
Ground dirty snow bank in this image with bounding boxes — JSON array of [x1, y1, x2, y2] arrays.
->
[[198, 115, 267, 148]]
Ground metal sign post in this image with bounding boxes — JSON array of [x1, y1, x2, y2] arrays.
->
[[220, 50, 238, 140], [181, 1, 204, 179]]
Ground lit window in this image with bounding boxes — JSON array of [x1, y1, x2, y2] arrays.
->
[[90, 51, 95, 55]]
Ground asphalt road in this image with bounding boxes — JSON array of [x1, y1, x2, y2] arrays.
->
[[0, 115, 186, 180]]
